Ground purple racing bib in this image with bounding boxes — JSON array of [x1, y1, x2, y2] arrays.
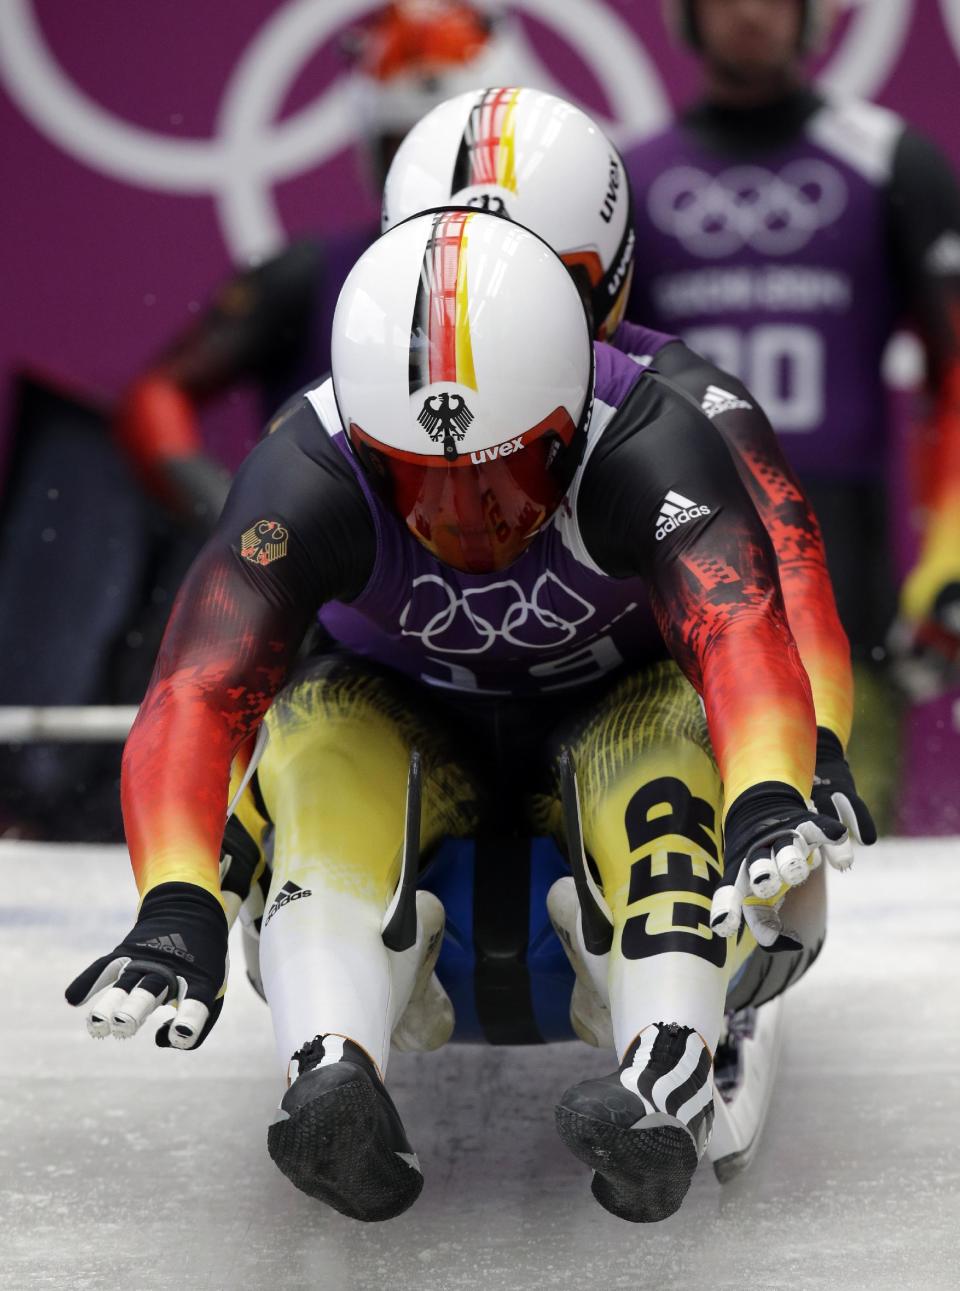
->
[[625, 98, 904, 480]]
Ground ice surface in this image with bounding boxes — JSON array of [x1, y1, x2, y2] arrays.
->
[[0, 838, 958, 1291]]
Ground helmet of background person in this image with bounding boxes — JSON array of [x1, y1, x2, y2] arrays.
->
[[331, 208, 595, 574], [662, 0, 837, 55], [382, 86, 636, 340], [344, 1, 527, 187]]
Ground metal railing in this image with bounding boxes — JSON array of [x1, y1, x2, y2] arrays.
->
[[0, 706, 137, 743]]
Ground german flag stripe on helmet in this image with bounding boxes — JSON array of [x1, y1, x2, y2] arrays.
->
[[409, 209, 478, 394], [451, 87, 522, 195]]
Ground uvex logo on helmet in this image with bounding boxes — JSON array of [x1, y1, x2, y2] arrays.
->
[[599, 154, 621, 224], [470, 436, 525, 464], [607, 226, 635, 298]]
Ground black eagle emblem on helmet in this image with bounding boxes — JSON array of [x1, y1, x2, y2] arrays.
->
[[417, 392, 474, 461]]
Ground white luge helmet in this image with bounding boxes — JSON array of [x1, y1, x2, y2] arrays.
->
[[663, 0, 837, 55], [332, 209, 594, 574], [382, 87, 636, 340]]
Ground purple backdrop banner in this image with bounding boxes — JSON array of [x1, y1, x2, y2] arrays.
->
[[2, 1, 959, 412]]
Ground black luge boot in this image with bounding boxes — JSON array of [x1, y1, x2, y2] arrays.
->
[[268, 1034, 422, 1221], [555, 1022, 713, 1222]]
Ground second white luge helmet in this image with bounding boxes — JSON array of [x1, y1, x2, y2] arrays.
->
[[382, 87, 635, 340], [332, 208, 594, 574]]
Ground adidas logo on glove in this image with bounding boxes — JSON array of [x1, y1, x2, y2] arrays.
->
[[655, 490, 711, 541], [265, 880, 313, 926], [135, 932, 195, 963]]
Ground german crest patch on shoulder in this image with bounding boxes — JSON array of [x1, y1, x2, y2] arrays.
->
[[240, 519, 288, 566]]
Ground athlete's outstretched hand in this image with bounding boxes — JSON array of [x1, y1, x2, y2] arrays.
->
[[810, 727, 878, 863], [65, 883, 228, 1050], [711, 784, 849, 951]]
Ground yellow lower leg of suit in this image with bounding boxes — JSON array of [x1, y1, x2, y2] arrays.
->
[[240, 657, 479, 1075], [547, 662, 758, 1058]]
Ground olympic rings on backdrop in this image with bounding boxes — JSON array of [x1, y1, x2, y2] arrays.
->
[[0, 1, 918, 262], [0, 0, 665, 262], [647, 161, 849, 259]]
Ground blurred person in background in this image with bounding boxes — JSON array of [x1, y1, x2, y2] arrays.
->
[[624, 0, 960, 828], [114, 0, 516, 532]]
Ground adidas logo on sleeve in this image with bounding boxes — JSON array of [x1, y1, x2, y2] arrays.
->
[[700, 385, 752, 419], [265, 880, 313, 925], [655, 490, 711, 541]]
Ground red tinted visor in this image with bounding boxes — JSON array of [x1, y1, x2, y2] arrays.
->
[[349, 408, 582, 573]]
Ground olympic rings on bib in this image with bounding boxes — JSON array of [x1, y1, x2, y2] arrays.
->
[[647, 161, 848, 259]]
